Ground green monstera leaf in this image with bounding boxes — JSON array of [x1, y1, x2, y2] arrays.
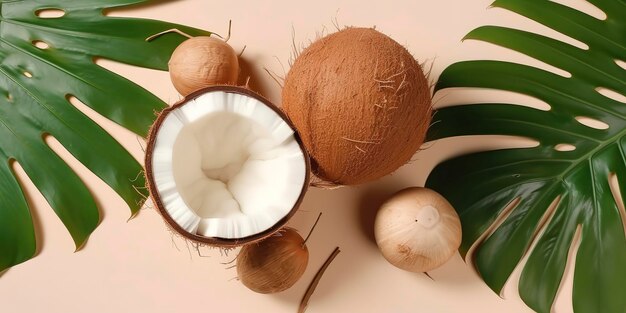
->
[[426, 0, 626, 312], [0, 0, 208, 272]]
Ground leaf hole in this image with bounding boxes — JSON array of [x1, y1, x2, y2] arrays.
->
[[32, 40, 50, 50], [554, 144, 576, 151], [35, 8, 65, 18], [487, 1, 589, 51], [552, 224, 582, 313], [8, 158, 46, 255], [455, 39, 573, 78], [499, 195, 562, 300], [433, 88, 551, 111], [528, 196, 563, 250], [575, 116, 609, 130], [66, 95, 144, 163], [93, 57, 167, 101], [596, 87, 626, 104], [23, 71, 33, 78], [615, 60, 626, 71], [608, 173, 626, 237], [6, 93, 13, 103], [549, 0, 607, 20], [465, 197, 521, 265], [42, 133, 108, 223]]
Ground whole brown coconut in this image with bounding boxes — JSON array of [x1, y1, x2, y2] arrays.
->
[[282, 27, 432, 185], [169, 36, 239, 96], [236, 228, 309, 293]]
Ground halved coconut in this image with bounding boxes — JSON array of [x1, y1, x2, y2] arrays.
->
[[145, 86, 310, 247]]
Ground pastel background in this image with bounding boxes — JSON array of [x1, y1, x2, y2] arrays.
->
[[1, 0, 596, 312]]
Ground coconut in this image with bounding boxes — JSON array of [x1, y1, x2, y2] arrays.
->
[[282, 27, 432, 185], [236, 228, 309, 293], [146, 26, 240, 96], [145, 86, 310, 247], [374, 187, 461, 272], [169, 36, 239, 96], [236, 213, 321, 294]]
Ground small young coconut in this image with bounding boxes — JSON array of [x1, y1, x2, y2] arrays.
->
[[236, 213, 321, 294], [282, 27, 432, 185], [146, 24, 239, 96], [169, 36, 238, 95], [374, 187, 461, 272], [237, 228, 309, 294]]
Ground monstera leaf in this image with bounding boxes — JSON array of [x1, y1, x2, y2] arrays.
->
[[426, 0, 625, 312], [0, 0, 208, 272]]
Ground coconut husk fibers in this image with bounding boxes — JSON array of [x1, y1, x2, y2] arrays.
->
[[282, 27, 432, 185]]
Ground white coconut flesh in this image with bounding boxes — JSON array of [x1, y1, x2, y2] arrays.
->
[[151, 91, 307, 239]]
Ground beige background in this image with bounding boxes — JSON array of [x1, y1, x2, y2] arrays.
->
[[1, 0, 600, 312]]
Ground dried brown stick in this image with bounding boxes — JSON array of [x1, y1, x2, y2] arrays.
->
[[298, 247, 341, 313], [302, 212, 323, 247], [145, 28, 193, 42]]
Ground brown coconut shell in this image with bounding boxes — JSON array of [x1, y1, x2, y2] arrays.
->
[[169, 36, 239, 96], [282, 27, 432, 185], [236, 227, 309, 294], [145, 86, 311, 247]]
